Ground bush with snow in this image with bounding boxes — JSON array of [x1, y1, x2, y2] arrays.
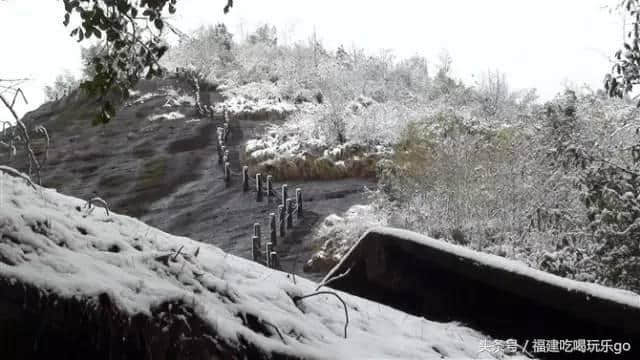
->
[[304, 204, 387, 274], [214, 82, 296, 119]]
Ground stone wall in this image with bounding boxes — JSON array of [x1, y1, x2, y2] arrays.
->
[[323, 228, 640, 359]]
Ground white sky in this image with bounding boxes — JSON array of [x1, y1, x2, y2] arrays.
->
[[0, 0, 625, 123]]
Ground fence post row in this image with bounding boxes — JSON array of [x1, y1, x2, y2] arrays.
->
[[209, 106, 308, 266], [256, 173, 263, 202]]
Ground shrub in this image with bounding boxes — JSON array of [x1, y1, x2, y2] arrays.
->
[[44, 71, 80, 102]]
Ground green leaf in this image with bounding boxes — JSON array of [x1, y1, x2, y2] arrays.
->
[[154, 18, 163, 30]]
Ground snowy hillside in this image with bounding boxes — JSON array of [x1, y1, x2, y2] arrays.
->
[[0, 169, 529, 359]]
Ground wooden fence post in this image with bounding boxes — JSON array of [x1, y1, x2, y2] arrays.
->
[[266, 175, 273, 202], [256, 173, 263, 202], [296, 188, 302, 218], [266, 242, 273, 267], [278, 204, 286, 237], [270, 213, 277, 246], [251, 235, 260, 261], [254, 223, 261, 239], [224, 162, 230, 185], [286, 199, 293, 229], [281, 184, 288, 206], [270, 252, 279, 270], [242, 166, 249, 192], [217, 127, 224, 145]]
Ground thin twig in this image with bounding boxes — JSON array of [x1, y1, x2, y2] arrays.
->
[[315, 267, 352, 291], [260, 319, 286, 344], [10, 88, 27, 108], [172, 245, 184, 261], [293, 291, 349, 338], [85, 197, 110, 215], [0, 91, 41, 183]]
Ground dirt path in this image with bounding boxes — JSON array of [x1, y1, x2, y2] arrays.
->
[[139, 90, 376, 281]]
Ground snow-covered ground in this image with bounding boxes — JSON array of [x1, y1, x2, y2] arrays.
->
[[0, 169, 530, 359]]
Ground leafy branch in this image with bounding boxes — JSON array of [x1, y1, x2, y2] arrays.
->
[[61, 0, 234, 124]]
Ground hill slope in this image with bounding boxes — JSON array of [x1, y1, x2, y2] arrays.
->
[[11, 76, 373, 279], [0, 169, 526, 359]]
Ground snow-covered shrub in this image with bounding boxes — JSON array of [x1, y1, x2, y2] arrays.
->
[[547, 92, 640, 291], [243, 107, 392, 181], [304, 204, 387, 273], [374, 88, 640, 294], [44, 70, 80, 102], [215, 81, 296, 120]]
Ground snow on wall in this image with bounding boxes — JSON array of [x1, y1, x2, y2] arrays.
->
[[0, 170, 529, 359]]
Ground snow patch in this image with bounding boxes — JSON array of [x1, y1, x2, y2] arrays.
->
[[148, 111, 186, 122]]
